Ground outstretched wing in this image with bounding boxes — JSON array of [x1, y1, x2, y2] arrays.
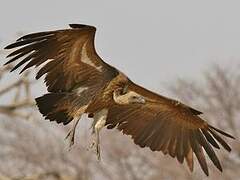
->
[[4, 24, 119, 92], [106, 82, 234, 176]]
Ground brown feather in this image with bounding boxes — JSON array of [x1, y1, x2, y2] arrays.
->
[[5, 24, 235, 176], [106, 81, 234, 175], [201, 129, 220, 149], [168, 127, 178, 157], [176, 127, 185, 163], [185, 147, 194, 172], [209, 125, 235, 139], [190, 130, 209, 176], [150, 119, 169, 151], [196, 130, 223, 172], [208, 128, 232, 152], [5, 24, 119, 93]]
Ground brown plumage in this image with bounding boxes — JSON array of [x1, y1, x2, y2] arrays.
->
[[4, 24, 235, 176]]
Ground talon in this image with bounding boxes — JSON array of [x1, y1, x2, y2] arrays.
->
[[95, 129, 102, 161], [87, 131, 102, 160], [97, 143, 101, 161], [87, 134, 96, 151], [65, 130, 75, 151], [65, 130, 73, 141]]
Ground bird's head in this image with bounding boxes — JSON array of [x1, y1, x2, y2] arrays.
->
[[113, 85, 146, 105]]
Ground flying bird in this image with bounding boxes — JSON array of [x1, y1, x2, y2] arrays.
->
[[4, 24, 235, 176]]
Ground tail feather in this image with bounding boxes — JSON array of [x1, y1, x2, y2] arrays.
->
[[35, 93, 73, 125]]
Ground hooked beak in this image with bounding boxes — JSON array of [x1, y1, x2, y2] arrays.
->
[[137, 96, 146, 104]]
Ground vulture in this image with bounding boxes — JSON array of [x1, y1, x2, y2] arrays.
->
[[4, 24, 235, 176]]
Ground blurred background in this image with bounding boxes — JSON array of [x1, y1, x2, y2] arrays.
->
[[0, 0, 239, 179]]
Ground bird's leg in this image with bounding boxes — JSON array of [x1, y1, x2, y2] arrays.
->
[[65, 117, 80, 150], [88, 109, 108, 160], [89, 118, 102, 160], [88, 118, 97, 149], [95, 125, 101, 160]]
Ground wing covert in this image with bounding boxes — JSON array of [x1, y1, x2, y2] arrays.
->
[[5, 24, 118, 92]]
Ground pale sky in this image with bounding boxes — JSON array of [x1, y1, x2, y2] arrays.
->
[[1, 0, 240, 94]]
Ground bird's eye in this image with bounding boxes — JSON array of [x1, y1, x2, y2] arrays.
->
[[120, 85, 128, 95]]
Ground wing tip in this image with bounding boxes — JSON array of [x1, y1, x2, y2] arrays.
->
[[4, 44, 13, 50], [209, 125, 235, 139], [204, 168, 210, 176]]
